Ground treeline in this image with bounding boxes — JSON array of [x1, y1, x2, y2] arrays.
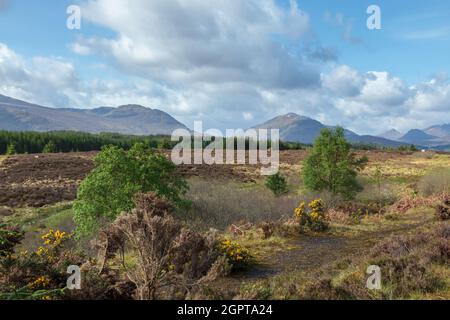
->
[[0, 130, 420, 155], [0, 131, 308, 155], [351, 142, 419, 152], [0, 131, 173, 155]]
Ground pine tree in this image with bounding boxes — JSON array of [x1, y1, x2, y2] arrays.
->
[[302, 127, 368, 199]]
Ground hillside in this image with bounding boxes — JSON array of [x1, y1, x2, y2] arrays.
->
[[0, 94, 189, 135]]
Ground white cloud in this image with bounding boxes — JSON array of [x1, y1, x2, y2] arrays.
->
[[74, 0, 319, 90], [0, 43, 79, 107], [322, 65, 364, 97]]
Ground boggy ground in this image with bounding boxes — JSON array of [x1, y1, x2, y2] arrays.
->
[[1, 149, 448, 207], [211, 206, 440, 298]]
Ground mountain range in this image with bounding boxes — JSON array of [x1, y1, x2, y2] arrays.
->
[[379, 126, 450, 148], [253, 113, 408, 147], [0, 94, 189, 135], [1, 94, 449, 149]]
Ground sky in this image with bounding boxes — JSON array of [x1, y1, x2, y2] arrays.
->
[[0, 0, 450, 134]]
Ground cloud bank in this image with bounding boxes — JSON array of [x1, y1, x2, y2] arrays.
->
[[0, 0, 449, 134]]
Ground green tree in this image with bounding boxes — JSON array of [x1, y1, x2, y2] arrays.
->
[[265, 172, 288, 196], [42, 141, 57, 153], [5, 143, 16, 155], [302, 127, 368, 199], [73, 143, 189, 236]]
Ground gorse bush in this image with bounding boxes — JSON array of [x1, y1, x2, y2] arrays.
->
[[219, 239, 253, 271], [294, 199, 328, 232], [265, 172, 288, 196], [96, 193, 228, 300], [73, 143, 189, 236], [0, 228, 81, 300], [302, 127, 368, 199]]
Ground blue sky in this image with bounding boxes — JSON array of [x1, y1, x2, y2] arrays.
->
[[0, 0, 449, 134]]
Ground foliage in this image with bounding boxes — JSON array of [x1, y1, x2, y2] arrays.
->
[[265, 172, 288, 196], [73, 143, 189, 236], [5, 143, 16, 155], [185, 180, 298, 231], [42, 141, 57, 153], [219, 239, 253, 271], [436, 198, 450, 221], [0, 224, 24, 257], [302, 127, 368, 199], [239, 281, 272, 300], [0, 228, 83, 300], [397, 144, 419, 152], [96, 193, 226, 300], [0, 130, 309, 155], [0, 130, 176, 155], [294, 199, 328, 232]]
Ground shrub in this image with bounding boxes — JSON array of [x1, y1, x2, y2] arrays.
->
[[294, 199, 328, 232], [0, 228, 84, 300], [219, 239, 253, 271], [368, 226, 448, 298], [5, 143, 16, 155], [239, 281, 272, 300], [73, 143, 189, 236], [0, 224, 24, 257], [42, 141, 57, 153], [418, 168, 450, 196], [265, 172, 288, 196], [436, 198, 450, 221], [184, 179, 299, 230], [302, 127, 368, 199], [95, 193, 227, 300]]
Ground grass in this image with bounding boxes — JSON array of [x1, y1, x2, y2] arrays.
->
[[221, 229, 296, 261], [1, 150, 449, 300], [1, 202, 74, 251], [236, 210, 450, 300], [328, 207, 436, 238], [362, 153, 450, 181], [1, 202, 73, 229]]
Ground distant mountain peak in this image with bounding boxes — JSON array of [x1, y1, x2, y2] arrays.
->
[[279, 113, 311, 120], [379, 129, 403, 141], [424, 123, 450, 138], [117, 104, 152, 110], [402, 129, 436, 140]]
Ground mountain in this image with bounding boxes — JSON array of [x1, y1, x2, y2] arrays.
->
[[379, 129, 403, 141], [399, 129, 437, 145], [398, 129, 450, 147], [253, 113, 406, 147], [252, 113, 326, 144], [424, 123, 450, 139], [0, 94, 189, 135]]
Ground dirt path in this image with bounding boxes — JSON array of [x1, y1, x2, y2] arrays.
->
[[222, 212, 435, 291]]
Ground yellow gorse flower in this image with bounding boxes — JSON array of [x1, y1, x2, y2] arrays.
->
[[41, 229, 68, 247], [220, 239, 251, 267], [294, 202, 305, 219], [294, 199, 326, 223], [27, 276, 50, 290]]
